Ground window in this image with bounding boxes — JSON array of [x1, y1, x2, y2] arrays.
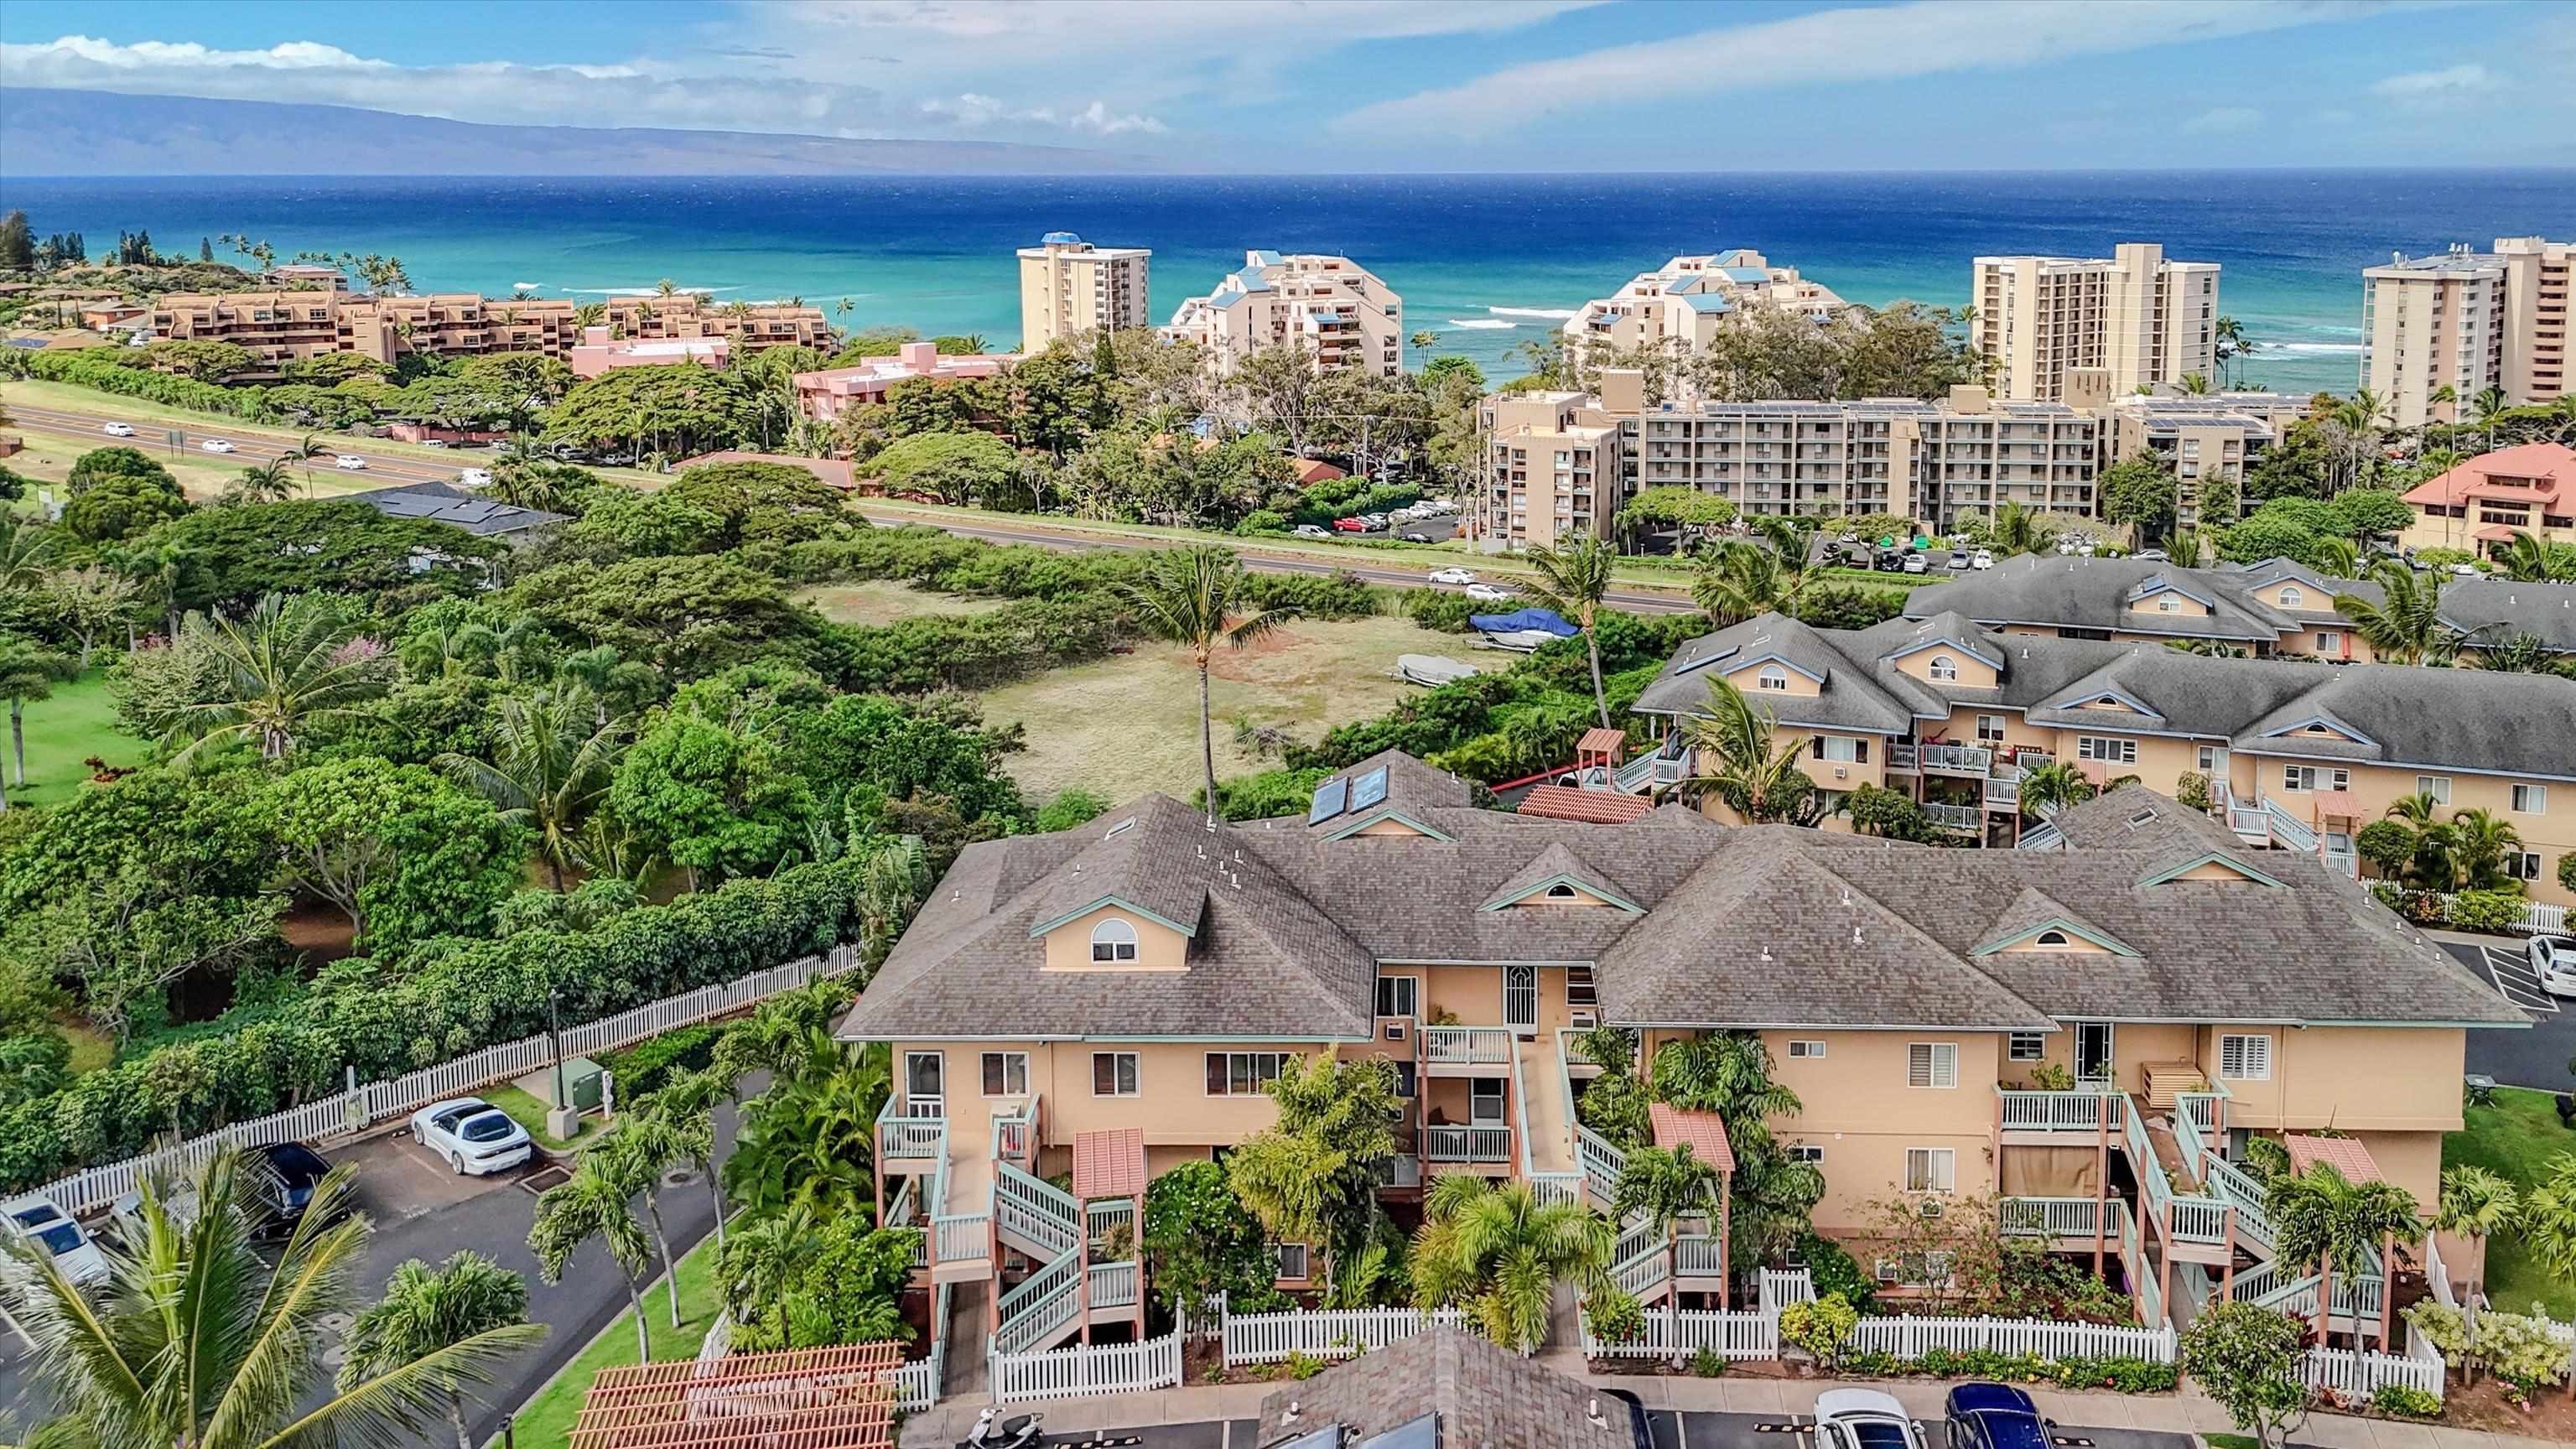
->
[[2281, 765, 2347, 792], [1393, 1062, 1417, 1098], [905, 1052, 945, 1106], [1813, 736, 1868, 764], [1092, 1052, 1139, 1097], [981, 1052, 1029, 1097], [1545, 882, 1580, 900], [2218, 1034, 2272, 1082], [2077, 736, 2137, 766], [2155, 595, 2180, 614], [1757, 667, 1789, 691], [2008, 1032, 2046, 1062], [1787, 1040, 1827, 1059], [1376, 975, 1419, 1019], [2416, 776, 2452, 804], [2197, 745, 2224, 773], [2033, 930, 2070, 947], [2513, 784, 2548, 815], [1929, 655, 1959, 681], [1976, 714, 2006, 744], [1207, 1052, 1291, 1095], [1905, 1147, 1956, 1192], [2277, 585, 2304, 608], [1090, 917, 1139, 963], [2316, 630, 2343, 652], [1907, 1042, 1958, 1089], [1787, 1144, 1826, 1164], [2506, 849, 2542, 882], [1273, 1243, 1309, 1280]]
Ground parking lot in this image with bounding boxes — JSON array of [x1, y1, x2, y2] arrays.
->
[[948, 1410, 2195, 1449], [2447, 937, 2576, 1089]]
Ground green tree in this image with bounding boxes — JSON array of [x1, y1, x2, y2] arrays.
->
[[1989, 502, 2055, 557], [2446, 807, 2524, 892], [39, 564, 142, 667], [2491, 530, 2576, 584], [436, 682, 626, 892], [869, 431, 1025, 507], [1691, 530, 1813, 628], [719, 1032, 888, 1222], [1144, 1159, 1280, 1327], [12, 1148, 541, 1449], [2334, 562, 2459, 667], [1513, 536, 1620, 727], [547, 363, 765, 459], [529, 1150, 659, 1363], [600, 1107, 710, 1328], [267, 756, 529, 953], [2522, 1155, 2576, 1296], [1649, 1032, 1822, 1270], [0, 209, 30, 270], [1115, 546, 1300, 823], [2433, 1165, 2519, 1279], [229, 458, 301, 506], [1610, 1142, 1727, 1361], [62, 472, 192, 543], [1410, 1176, 1613, 1354], [2098, 450, 2181, 544], [610, 710, 813, 889], [2180, 1301, 2310, 1449], [2018, 761, 2096, 817], [0, 633, 75, 805], [2267, 1161, 2422, 1348], [149, 594, 390, 761], [339, 1251, 543, 1449], [1672, 675, 1823, 824], [65, 445, 179, 496], [1225, 1054, 1399, 1296]]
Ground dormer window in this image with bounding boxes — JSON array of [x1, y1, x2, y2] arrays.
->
[[1757, 667, 1788, 691], [2034, 930, 2070, 947], [1929, 656, 1959, 682], [1090, 918, 1139, 963], [2277, 586, 2303, 608]]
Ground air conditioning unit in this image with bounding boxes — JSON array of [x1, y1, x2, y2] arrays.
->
[[1917, 1197, 1945, 1219], [1833, 766, 1849, 780], [1384, 1022, 1409, 1042], [1875, 1259, 1901, 1283], [1570, 1010, 1598, 1029]]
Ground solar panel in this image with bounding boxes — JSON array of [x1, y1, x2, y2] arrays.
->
[[1306, 776, 1349, 824], [374, 496, 440, 517], [1349, 766, 1389, 813]]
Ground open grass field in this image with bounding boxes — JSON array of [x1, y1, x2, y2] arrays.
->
[[795, 579, 1010, 627], [500, 1229, 724, 1449], [977, 612, 1451, 804], [3, 430, 279, 503], [2444, 1085, 2576, 1318], [4, 669, 151, 810]]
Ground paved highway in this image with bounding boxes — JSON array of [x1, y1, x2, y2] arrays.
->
[[11, 394, 1700, 615]]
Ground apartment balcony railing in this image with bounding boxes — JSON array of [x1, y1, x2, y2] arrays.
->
[[2000, 1196, 2106, 1238], [1920, 744, 1995, 775], [1924, 802, 1982, 833], [1997, 1088, 2127, 1134], [1983, 776, 2023, 808], [1422, 1026, 1514, 1067], [877, 1099, 947, 1161], [1423, 1124, 1513, 1163], [1676, 1233, 1726, 1276], [1888, 743, 1918, 772], [1088, 1259, 1140, 1310]]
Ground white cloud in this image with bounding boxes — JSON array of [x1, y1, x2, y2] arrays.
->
[[1333, 0, 2405, 138], [2183, 106, 2263, 133], [2371, 62, 2496, 96], [915, 92, 1166, 134]]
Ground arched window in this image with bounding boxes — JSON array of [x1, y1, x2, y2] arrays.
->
[[1929, 655, 1958, 682], [1545, 882, 1580, 900], [2277, 585, 2303, 608], [1757, 667, 1789, 691], [2034, 930, 2070, 947], [1090, 917, 1139, 963]]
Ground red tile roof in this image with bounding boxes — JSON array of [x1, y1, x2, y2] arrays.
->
[[2401, 443, 2573, 512], [1517, 786, 1654, 824], [571, 1343, 901, 1449], [1649, 1103, 1735, 1172], [2286, 1133, 2382, 1185], [1072, 1127, 1149, 1201]]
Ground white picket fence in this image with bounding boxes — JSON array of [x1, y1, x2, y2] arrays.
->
[[29, 944, 858, 1217], [992, 1324, 1184, 1405], [1847, 1314, 2176, 1364], [2434, 894, 2565, 936], [1221, 1304, 1472, 1368], [2301, 1336, 2444, 1404], [1585, 1308, 1776, 1360]]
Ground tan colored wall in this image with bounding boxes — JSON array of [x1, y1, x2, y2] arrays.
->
[[1729, 662, 1823, 698], [1039, 903, 1191, 971], [2127, 591, 2212, 619], [891, 1039, 1330, 1150], [1758, 1030, 2000, 1231], [2202, 1026, 2466, 1134]]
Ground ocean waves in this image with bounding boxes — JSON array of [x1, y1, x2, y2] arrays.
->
[[1488, 305, 1578, 320], [1447, 319, 1515, 330]]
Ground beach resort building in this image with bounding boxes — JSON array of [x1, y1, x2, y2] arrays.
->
[[2396, 441, 2576, 557], [1017, 231, 1151, 352], [2361, 237, 2573, 431], [1562, 248, 1845, 359], [600, 296, 831, 351], [145, 290, 823, 377], [839, 741, 2521, 1361], [790, 340, 1020, 422], [568, 327, 728, 379], [1972, 244, 2221, 403], [1163, 251, 1405, 377], [2095, 389, 2304, 529], [1479, 390, 1623, 549]]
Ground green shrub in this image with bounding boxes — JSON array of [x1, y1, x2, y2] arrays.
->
[[1779, 1293, 1859, 1368], [2369, 1384, 2441, 1419], [1796, 1233, 1877, 1316], [2445, 888, 2528, 935], [1584, 1288, 1645, 1346], [1281, 1351, 1327, 1381], [1842, 1349, 1903, 1378], [2369, 882, 2442, 926], [1690, 1345, 1729, 1378], [600, 1024, 720, 1103]]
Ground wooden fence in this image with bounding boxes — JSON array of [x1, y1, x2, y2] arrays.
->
[[31, 945, 857, 1217], [1847, 1314, 2176, 1363], [1221, 1304, 1471, 1368]]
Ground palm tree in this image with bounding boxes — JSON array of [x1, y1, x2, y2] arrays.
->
[[0, 517, 66, 592], [226, 457, 299, 505], [1512, 536, 1621, 727], [1692, 534, 1812, 628], [1611, 1142, 1727, 1361], [2467, 630, 2573, 676], [2178, 371, 2213, 396], [1672, 675, 1820, 824], [651, 1067, 735, 1246], [2521, 1155, 2576, 1301], [339, 1251, 543, 1449], [2018, 761, 2096, 818], [1409, 1176, 1613, 1354], [1991, 501, 2054, 558], [1115, 547, 1300, 820], [2267, 1162, 2422, 1349], [436, 683, 626, 891], [2213, 315, 2249, 387], [11, 1148, 540, 1449], [2432, 1164, 2519, 1282], [720, 1035, 886, 1223], [1409, 329, 1439, 355], [856, 834, 930, 967], [717, 1207, 821, 1346], [0, 633, 75, 806], [528, 1150, 659, 1362], [2312, 536, 2360, 579], [158, 595, 388, 761], [2472, 384, 2510, 454], [2492, 530, 2576, 584], [2334, 563, 2459, 667], [2446, 807, 2522, 891], [600, 1109, 705, 1328]]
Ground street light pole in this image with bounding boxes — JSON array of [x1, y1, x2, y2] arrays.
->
[[546, 985, 565, 1113]]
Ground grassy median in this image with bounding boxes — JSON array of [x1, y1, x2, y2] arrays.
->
[[497, 1231, 725, 1449]]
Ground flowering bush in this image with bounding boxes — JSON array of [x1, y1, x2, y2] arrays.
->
[[1779, 1293, 1860, 1368]]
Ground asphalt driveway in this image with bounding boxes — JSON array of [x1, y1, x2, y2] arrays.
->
[[2446, 938, 2573, 1091]]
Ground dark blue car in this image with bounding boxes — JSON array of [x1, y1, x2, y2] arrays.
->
[[1945, 1384, 2052, 1449]]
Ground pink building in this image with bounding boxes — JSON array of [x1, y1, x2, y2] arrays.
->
[[569, 325, 730, 379], [792, 340, 1016, 421]]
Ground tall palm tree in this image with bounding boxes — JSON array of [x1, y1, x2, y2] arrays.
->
[[2521, 1155, 2576, 1300], [2312, 536, 2360, 579], [228, 458, 299, 505], [651, 1066, 735, 1246], [0, 633, 75, 805], [600, 1109, 703, 1328], [2472, 384, 2510, 455], [0, 516, 66, 591], [339, 1251, 543, 1449], [2018, 761, 2096, 818], [1115, 547, 1300, 820], [10, 1149, 539, 1449], [1513, 536, 1622, 727], [1409, 329, 1438, 354], [1991, 501, 2054, 558], [158, 595, 389, 761], [528, 1150, 659, 1362], [2432, 1164, 2519, 1282], [2446, 807, 2522, 891], [1691, 536, 1812, 628], [1410, 1176, 1613, 1354], [1672, 676, 1821, 824], [435, 682, 626, 892], [2213, 315, 2248, 387], [2492, 530, 2576, 584], [2267, 1162, 2422, 1349], [716, 1207, 821, 1347], [2334, 563, 2459, 667], [1611, 1142, 1727, 1362]]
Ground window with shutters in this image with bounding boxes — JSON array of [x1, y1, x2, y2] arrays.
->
[[1906, 1042, 1957, 1088], [1092, 1052, 1139, 1097], [2218, 1034, 2272, 1081], [1905, 1147, 1956, 1192]]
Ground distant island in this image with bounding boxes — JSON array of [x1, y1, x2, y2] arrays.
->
[[0, 87, 1168, 177]]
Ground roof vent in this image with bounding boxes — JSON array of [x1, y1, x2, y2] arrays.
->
[[1104, 818, 1135, 839], [2127, 808, 2158, 828]]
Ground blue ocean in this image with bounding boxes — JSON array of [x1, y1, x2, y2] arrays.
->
[[7, 170, 2573, 396]]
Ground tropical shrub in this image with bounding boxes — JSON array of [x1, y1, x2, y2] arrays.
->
[[1795, 1232, 1877, 1315], [2370, 1384, 2441, 1419], [2446, 888, 2528, 935], [599, 1024, 720, 1103], [1690, 1345, 1730, 1378], [1583, 1286, 1645, 1345], [1779, 1293, 1859, 1368]]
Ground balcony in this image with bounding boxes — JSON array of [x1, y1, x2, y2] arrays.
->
[[1423, 1124, 1514, 1167], [1423, 1026, 1514, 1072], [1997, 1088, 2126, 1136], [1923, 802, 1982, 833], [1919, 744, 1994, 776], [877, 1099, 947, 1161]]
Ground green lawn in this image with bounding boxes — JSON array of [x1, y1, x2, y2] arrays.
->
[[2444, 1086, 2576, 1318], [795, 579, 1009, 627], [498, 1228, 725, 1449], [486, 1083, 598, 1150], [5, 670, 150, 810], [54, 1020, 115, 1074]]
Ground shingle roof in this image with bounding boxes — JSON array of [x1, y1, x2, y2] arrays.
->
[[349, 480, 567, 536], [1255, 1328, 1629, 1449]]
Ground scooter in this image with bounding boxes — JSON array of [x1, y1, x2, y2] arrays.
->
[[966, 1407, 1045, 1448]]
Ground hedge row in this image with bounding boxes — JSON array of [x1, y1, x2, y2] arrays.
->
[[18, 347, 264, 418], [788, 526, 1385, 622]]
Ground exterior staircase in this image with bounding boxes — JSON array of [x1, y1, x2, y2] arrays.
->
[[988, 1161, 1088, 1358]]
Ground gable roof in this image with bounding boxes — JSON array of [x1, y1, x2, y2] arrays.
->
[[1478, 840, 1641, 913], [1971, 886, 2139, 957], [1255, 1328, 1628, 1449]]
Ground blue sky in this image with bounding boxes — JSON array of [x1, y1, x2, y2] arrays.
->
[[3, 0, 2570, 169]]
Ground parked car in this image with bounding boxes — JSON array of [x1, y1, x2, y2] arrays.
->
[[1292, 524, 1332, 539], [1971, 549, 1995, 570], [1332, 517, 1369, 532], [459, 468, 495, 487], [2531, 935, 2576, 997], [2133, 548, 2169, 563], [1902, 552, 1929, 575], [2449, 563, 2480, 577], [1464, 582, 1512, 603], [1945, 1384, 2051, 1449], [1871, 550, 1905, 573], [200, 438, 236, 454], [334, 454, 369, 471], [1814, 1389, 1928, 1449], [102, 421, 136, 438], [1427, 567, 1478, 585], [4, 1197, 108, 1287], [1401, 532, 1433, 543], [252, 1141, 335, 1229], [420, 439, 449, 449], [408, 1098, 533, 1176]]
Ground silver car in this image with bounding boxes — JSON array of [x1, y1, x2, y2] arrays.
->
[[6, 1196, 109, 1287], [409, 1098, 534, 1176]]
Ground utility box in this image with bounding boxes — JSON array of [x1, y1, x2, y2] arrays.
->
[[516, 1056, 605, 1114]]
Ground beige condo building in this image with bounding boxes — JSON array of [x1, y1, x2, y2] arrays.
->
[[1563, 248, 1845, 358], [2361, 237, 2573, 432], [1162, 250, 1403, 377], [147, 290, 825, 378], [1973, 243, 2220, 403], [1016, 231, 1151, 353]]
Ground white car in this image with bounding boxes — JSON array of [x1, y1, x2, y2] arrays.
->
[[1464, 582, 1513, 603], [1291, 524, 1332, 539], [5, 1197, 108, 1287], [1971, 549, 1995, 570], [409, 1098, 533, 1176], [2449, 563, 2480, 577], [2531, 935, 2576, 998], [200, 439, 236, 454], [101, 422, 136, 438], [1814, 1389, 1928, 1449], [334, 454, 369, 471], [1427, 567, 1478, 586], [459, 468, 495, 487]]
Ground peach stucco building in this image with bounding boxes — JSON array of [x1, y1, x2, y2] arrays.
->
[[2397, 442, 2576, 556], [791, 340, 1018, 422], [2361, 237, 2573, 432], [148, 290, 824, 379]]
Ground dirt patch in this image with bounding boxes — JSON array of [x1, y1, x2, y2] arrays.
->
[[2424, 1376, 2576, 1438], [279, 901, 359, 963]]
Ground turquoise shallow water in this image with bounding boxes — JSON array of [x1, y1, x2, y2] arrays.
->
[[7, 170, 2572, 397]]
